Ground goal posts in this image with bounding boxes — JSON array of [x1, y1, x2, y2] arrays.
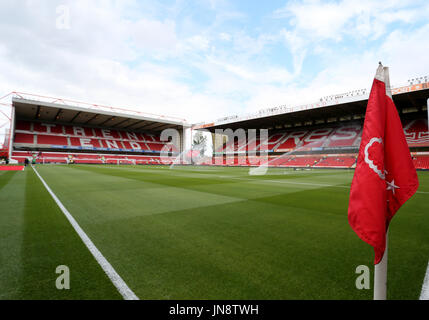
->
[[116, 158, 136, 166]]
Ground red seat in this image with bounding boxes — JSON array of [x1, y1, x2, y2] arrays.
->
[[14, 133, 34, 144], [15, 120, 32, 131], [404, 120, 429, 147], [33, 123, 63, 134], [275, 130, 308, 151], [64, 125, 94, 137], [314, 156, 357, 168], [146, 143, 164, 152], [37, 135, 68, 145], [413, 156, 429, 169]]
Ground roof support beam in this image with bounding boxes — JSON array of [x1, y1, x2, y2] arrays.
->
[[406, 94, 418, 109], [98, 117, 115, 126], [70, 111, 82, 123], [84, 113, 99, 124], [139, 122, 167, 131], [112, 118, 130, 128], [35, 106, 41, 120], [152, 124, 174, 131], [54, 108, 62, 121], [123, 120, 148, 129]]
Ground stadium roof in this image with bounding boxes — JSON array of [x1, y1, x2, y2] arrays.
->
[[197, 81, 429, 132], [10, 92, 190, 132]]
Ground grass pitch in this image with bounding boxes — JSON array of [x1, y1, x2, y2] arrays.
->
[[0, 164, 428, 300]]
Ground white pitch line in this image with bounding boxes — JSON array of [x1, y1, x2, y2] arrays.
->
[[73, 165, 429, 194], [230, 176, 429, 194], [31, 165, 139, 300], [420, 260, 429, 300]]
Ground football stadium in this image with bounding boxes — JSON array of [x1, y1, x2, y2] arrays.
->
[[0, 76, 428, 300], [0, 2, 429, 308]]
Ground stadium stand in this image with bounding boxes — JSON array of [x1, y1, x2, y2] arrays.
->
[[10, 115, 429, 169], [11, 150, 171, 165], [3, 83, 428, 170], [209, 153, 429, 170], [216, 122, 364, 153], [210, 117, 428, 169], [314, 155, 357, 168], [4, 93, 188, 165], [13, 120, 176, 154], [413, 155, 429, 169], [404, 119, 429, 147]]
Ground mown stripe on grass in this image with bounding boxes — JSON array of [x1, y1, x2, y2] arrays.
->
[[0, 170, 26, 299], [0, 170, 18, 191], [26, 165, 428, 299], [6, 168, 123, 299], [31, 165, 139, 300]]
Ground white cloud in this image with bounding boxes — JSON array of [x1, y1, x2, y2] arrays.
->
[[274, 0, 426, 41], [0, 0, 428, 128], [219, 32, 231, 41], [275, 1, 352, 40], [0, 0, 232, 123], [131, 19, 178, 53], [185, 35, 210, 51]]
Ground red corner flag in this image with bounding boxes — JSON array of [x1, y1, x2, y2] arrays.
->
[[348, 64, 419, 264]]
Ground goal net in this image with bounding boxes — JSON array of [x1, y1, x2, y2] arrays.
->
[[116, 158, 136, 165]]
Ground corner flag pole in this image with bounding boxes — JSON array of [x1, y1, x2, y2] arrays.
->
[[373, 65, 391, 301], [350, 63, 419, 301], [374, 230, 388, 300]]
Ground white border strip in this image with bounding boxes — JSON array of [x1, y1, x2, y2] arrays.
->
[[420, 260, 429, 300], [227, 175, 429, 194], [31, 165, 139, 300]]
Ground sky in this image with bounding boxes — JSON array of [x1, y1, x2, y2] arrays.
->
[[0, 0, 429, 127]]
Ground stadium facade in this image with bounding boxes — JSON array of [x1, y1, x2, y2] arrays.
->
[[196, 77, 429, 170], [3, 92, 190, 165], [0, 77, 428, 169]]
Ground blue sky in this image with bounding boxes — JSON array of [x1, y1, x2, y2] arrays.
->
[[0, 0, 428, 125]]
